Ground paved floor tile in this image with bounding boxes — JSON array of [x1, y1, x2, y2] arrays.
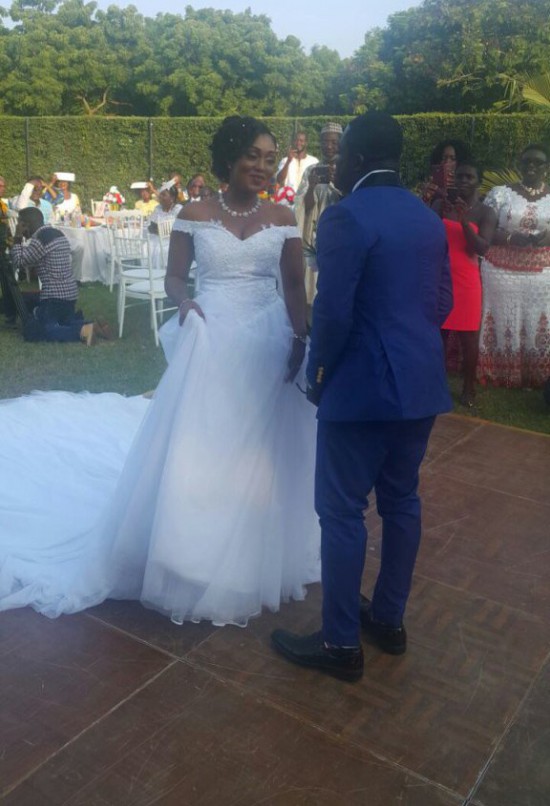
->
[[4, 662, 463, 806], [471, 653, 550, 806], [188, 580, 543, 797], [0, 609, 171, 797], [88, 599, 217, 657]]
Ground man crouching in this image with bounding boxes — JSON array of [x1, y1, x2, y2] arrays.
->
[[10, 207, 111, 345]]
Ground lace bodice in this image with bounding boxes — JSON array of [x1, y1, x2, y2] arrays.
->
[[172, 219, 299, 308], [484, 186, 550, 236]]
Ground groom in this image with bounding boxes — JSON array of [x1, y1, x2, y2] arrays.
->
[[271, 112, 453, 681]]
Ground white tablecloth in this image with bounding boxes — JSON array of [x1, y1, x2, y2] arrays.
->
[[56, 225, 110, 283]]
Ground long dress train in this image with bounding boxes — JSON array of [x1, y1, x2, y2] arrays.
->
[[0, 221, 320, 624]]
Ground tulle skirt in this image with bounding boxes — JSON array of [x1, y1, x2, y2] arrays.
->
[[0, 291, 320, 625]]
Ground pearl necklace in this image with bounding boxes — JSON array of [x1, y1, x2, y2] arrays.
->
[[518, 182, 548, 199], [219, 194, 261, 218]]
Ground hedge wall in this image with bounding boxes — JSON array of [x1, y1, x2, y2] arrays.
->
[[1, 113, 549, 213]]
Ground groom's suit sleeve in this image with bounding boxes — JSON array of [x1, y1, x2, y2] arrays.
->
[[306, 203, 370, 399]]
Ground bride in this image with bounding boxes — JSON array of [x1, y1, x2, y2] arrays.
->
[[0, 116, 320, 625]]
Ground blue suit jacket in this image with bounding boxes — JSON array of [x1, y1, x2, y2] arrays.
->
[[306, 177, 453, 421]]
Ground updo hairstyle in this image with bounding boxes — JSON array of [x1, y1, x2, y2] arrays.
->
[[210, 116, 277, 183]]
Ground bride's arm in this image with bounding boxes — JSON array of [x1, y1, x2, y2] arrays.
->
[[165, 213, 204, 323]]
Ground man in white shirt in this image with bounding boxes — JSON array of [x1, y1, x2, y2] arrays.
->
[[276, 130, 318, 192], [294, 123, 343, 305], [13, 176, 53, 224]]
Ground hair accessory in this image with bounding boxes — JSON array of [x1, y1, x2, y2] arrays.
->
[[219, 193, 261, 218], [159, 178, 177, 193]]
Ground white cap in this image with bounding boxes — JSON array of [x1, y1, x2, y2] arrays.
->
[[131, 181, 148, 189], [108, 186, 119, 193], [55, 172, 75, 182], [159, 178, 176, 193]]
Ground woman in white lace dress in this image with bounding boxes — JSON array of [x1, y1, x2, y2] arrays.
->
[[0, 117, 320, 624], [479, 144, 550, 387]]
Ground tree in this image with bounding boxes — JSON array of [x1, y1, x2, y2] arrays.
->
[[495, 72, 550, 112], [340, 0, 550, 114], [0, 1, 345, 116], [140, 8, 335, 117]]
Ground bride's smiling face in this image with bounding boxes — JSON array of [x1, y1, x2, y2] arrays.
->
[[229, 134, 278, 193]]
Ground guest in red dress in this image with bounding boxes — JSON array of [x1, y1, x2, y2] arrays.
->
[[433, 162, 497, 406]]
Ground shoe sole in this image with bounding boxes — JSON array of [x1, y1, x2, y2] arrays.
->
[[271, 640, 363, 682]]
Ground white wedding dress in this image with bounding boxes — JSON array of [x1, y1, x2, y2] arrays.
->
[[0, 221, 320, 625]]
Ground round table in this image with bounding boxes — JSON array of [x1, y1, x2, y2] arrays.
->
[[56, 225, 110, 283]]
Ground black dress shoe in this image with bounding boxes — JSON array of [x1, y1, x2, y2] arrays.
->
[[271, 629, 363, 682], [360, 596, 407, 655]]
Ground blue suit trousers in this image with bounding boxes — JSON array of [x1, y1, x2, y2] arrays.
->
[[315, 417, 435, 646]]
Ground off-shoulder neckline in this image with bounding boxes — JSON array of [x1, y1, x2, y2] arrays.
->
[[172, 218, 300, 243]]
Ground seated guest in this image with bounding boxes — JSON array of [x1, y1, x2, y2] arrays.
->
[[294, 122, 343, 305], [150, 173, 188, 204], [199, 185, 216, 200], [169, 171, 188, 203], [186, 173, 206, 201], [10, 208, 110, 345], [13, 177, 54, 224], [148, 181, 183, 234], [43, 172, 81, 217], [132, 182, 158, 216]]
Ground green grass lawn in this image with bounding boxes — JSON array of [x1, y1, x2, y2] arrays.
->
[[446, 373, 549, 434], [0, 283, 167, 399], [1, 283, 549, 434]]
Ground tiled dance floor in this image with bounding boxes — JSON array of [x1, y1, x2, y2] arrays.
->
[[2, 414, 549, 805]]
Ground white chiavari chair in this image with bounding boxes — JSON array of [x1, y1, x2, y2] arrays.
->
[[104, 210, 147, 291], [118, 232, 174, 346], [155, 216, 175, 272]]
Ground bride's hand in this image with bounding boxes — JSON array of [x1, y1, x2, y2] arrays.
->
[[179, 299, 205, 325], [285, 337, 306, 383]]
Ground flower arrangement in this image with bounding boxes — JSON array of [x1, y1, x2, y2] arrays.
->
[[273, 185, 295, 207], [103, 186, 126, 209]]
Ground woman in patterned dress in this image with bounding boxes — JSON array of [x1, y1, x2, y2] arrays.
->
[[479, 144, 550, 388]]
